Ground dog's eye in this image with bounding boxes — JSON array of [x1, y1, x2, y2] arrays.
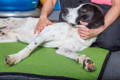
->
[[62, 9, 68, 16]]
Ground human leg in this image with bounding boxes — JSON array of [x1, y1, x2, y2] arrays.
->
[[94, 17, 120, 51]]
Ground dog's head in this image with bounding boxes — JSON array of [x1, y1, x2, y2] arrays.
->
[[61, 3, 104, 29]]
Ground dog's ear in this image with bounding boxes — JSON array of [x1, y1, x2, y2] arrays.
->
[[87, 5, 104, 29]]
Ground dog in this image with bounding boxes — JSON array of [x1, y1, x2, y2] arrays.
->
[[0, 3, 104, 72]]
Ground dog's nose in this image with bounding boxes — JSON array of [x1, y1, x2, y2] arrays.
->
[[62, 8, 68, 16]]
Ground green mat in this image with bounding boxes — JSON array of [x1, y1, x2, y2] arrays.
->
[[0, 42, 109, 80]]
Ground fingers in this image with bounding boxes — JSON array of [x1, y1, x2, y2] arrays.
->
[[78, 27, 89, 31], [78, 27, 98, 40], [34, 20, 54, 34], [80, 35, 89, 40], [78, 27, 89, 36], [78, 27, 90, 40], [34, 23, 45, 34], [80, 33, 89, 40]]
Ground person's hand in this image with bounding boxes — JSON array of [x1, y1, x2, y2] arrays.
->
[[34, 17, 54, 34], [78, 27, 97, 40], [78, 21, 105, 40]]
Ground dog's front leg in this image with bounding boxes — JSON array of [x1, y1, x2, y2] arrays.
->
[[56, 48, 95, 72], [5, 34, 45, 66]]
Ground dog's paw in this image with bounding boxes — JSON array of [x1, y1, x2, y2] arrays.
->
[[5, 54, 20, 66], [83, 58, 95, 72], [76, 57, 95, 72]]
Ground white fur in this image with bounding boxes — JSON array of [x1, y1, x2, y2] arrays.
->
[[61, 3, 85, 24], [0, 4, 97, 71], [0, 17, 96, 65]]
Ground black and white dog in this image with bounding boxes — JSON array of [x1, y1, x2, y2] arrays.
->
[[0, 3, 104, 72]]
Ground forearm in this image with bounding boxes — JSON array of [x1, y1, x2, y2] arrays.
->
[[95, 6, 120, 35], [88, 6, 120, 37], [104, 6, 120, 29], [102, 0, 120, 30], [40, 0, 57, 18]]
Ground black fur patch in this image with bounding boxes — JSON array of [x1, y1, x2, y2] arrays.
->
[[76, 4, 104, 29]]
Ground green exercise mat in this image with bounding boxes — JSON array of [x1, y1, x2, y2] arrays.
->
[[0, 42, 109, 80]]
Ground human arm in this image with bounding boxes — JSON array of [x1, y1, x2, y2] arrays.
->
[[34, 0, 57, 33], [78, 0, 120, 40]]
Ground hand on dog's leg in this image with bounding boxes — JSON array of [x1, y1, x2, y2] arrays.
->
[[5, 35, 45, 66], [56, 48, 95, 72]]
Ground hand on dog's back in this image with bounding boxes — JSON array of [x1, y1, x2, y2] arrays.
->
[[34, 17, 54, 34]]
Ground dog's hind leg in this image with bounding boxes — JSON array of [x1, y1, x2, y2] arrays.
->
[[5, 34, 46, 66], [56, 48, 95, 72]]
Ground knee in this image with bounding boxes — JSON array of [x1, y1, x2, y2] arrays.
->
[[97, 41, 119, 51], [100, 42, 114, 50]]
